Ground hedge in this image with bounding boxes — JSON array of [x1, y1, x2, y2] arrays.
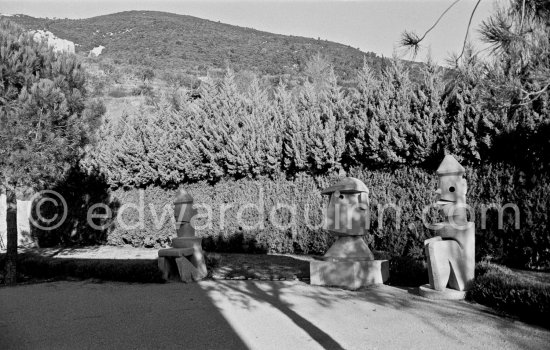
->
[[33, 163, 550, 270], [468, 262, 550, 328], [81, 61, 549, 189], [61, 57, 548, 270]]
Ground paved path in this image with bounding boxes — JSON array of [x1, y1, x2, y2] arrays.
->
[[0, 280, 548, 350]]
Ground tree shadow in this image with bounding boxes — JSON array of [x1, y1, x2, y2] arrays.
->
[[200, 277, 549, 350], [207, 253, 310, 280], [201, 279, 346, 349]]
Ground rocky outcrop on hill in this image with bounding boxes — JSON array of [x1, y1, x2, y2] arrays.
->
[[89, 45, 105, 57], [31, 30, 75, 54]]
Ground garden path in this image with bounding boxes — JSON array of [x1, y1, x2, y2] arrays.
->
[[1, 280, 548, 349]]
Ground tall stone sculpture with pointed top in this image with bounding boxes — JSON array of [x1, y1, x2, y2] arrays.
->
[[419, 155, 475, 299], [310, 177, 389, 289], [157, 189, 207, 282]]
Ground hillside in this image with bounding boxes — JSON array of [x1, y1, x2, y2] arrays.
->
[[3, 11, 409, 79]]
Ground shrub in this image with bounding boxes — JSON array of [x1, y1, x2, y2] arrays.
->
[[132, 84, 154, 97], [137, 68, 155, 82], [104, 174, 334, 254], [468, 262, 550, 328], [108, 87, 129, 98]]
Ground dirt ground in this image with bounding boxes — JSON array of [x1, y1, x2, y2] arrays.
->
[[18, 246, 313, 280]]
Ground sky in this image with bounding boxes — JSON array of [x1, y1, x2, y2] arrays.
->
[[1, 0, 499, 64]]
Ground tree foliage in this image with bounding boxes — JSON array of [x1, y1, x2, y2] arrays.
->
[[0, 19, 104, 283], [83, 46, 549, 188], [401, 0, 550, 167]]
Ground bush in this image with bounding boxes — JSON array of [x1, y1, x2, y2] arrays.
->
[[132, 84, 154, 97], [108, 87, 130, 98], [105, 174, 334, 254], [468, 262, 550, 328], [136, 68, 155, 82]]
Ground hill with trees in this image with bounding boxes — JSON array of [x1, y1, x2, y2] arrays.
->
[[1, 10, 428, 120], [2, 11, 418, 81]]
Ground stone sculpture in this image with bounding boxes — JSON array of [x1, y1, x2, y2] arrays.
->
[[419, 155, 475, 299], [310, 177, 389, 289], [158, 189, 207, 282]]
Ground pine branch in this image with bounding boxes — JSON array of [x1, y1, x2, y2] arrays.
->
[[400, 0, 464, 58], [455, 0, 483, 64]]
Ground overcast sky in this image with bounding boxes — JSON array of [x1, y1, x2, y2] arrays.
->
[[1, 0, 498, 64]]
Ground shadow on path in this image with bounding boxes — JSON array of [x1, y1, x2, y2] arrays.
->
[[203, 279, 345, 349], [0, 281, 248, 349]]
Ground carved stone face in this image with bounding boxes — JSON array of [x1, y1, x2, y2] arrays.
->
[[436, 175, 467, 205], [325, 190, 369, 236], [436, 176, 468, 221]]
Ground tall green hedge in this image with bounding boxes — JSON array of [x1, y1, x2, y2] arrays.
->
[[34, 164, 550, 269], [43, 57, 549, 270], [81, 60, 517, 188]]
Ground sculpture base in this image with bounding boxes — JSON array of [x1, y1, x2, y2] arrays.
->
[[323, 235, 374, 261], [158, 245, 207, 282], [418, 284, 466, 300], [172, 237, 202, 249], [310, 259, 389, 290]]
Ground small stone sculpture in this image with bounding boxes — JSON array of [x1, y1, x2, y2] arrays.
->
[[419, 155, 475, 299], [158, 189, 207, 282], [310, 177, 389, 289]]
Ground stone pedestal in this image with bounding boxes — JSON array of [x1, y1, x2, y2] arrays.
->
[[310, 259, 389, 290], [158, 245, 207, 282], [418, 284, 466, 300]]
